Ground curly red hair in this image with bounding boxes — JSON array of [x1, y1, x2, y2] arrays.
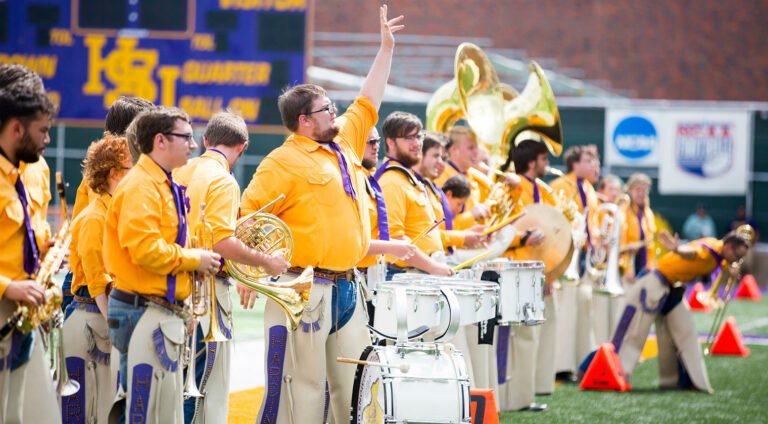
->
[[83, 132, 131, 194]]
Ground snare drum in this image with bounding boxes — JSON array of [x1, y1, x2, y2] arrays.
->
[[478, 259, 545, 325], [373, 279, 443, 339], [351, 343, 471, 424], [392, 274, 499, 326]]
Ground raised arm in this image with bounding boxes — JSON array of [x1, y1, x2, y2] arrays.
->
[[359, 4, 404, 110]]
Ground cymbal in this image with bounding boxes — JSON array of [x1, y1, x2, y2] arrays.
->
[[512, 203, 573, 275], [546, 239, 574, 283]]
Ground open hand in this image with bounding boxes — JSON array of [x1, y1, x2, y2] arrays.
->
[[380, 4, 405, 49]]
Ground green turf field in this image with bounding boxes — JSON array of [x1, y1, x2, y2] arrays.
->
[[231, 293, 768, 423], [500, 296, 768, 423]]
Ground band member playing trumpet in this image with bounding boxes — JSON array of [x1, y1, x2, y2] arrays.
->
[[240, 7, 406, 423], [62, 134, 132, 423], [174, 111, 290, 423], [0, 64, 59, 423], [549, 145, 600, 380], [620, 173, 656, 284], [376, 112, 454, 276], [103, 107, 222, 423], [612, 227, 752, 393]]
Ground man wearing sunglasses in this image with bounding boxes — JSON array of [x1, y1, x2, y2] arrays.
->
[[241, 5, 409, 424]]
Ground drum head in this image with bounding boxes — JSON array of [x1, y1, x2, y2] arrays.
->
[[513, 204, 572, 274], [351, 346, 386, 423]]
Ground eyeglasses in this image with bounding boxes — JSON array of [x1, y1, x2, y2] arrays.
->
[[163, 132, 195, 144], [300, 103, 337, 118], [398, 132, 424, 142], [367, 137, 381, 145]]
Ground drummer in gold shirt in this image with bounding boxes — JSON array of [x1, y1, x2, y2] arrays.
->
[[375, 112, 454, 277]]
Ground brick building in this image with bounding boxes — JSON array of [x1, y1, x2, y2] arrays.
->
[[313, 0, 768, 101]]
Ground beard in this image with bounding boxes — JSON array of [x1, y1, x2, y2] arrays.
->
[[362, 157, 377, 170], [395, 151, 420, 168], [17, 130, 43, 163], [313, 126, 340, 143]]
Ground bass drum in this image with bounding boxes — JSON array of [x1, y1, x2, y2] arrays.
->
[[351, 344, 471, 423]]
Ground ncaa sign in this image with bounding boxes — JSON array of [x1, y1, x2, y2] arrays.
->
[[676, 123, 733, 177], [605, 111, 660, 167]]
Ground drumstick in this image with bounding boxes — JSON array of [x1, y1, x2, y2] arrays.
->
[[336, 357, 410, 373], [482, 211, 525, 236], [411, 218, 445, 245], [453, 249, 494, 271]]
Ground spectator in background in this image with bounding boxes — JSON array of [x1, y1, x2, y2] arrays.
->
[[682, 204, 717, 241], [729, 205, 760, 241]]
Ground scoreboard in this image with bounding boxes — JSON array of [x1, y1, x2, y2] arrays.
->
[[0, 0, 308, 126]]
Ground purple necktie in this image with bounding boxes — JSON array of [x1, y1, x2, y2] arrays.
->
[[524, 175, 540, 203], [577, 178, 592, 245], [166, 172, 189, 304], [14, 176, 40, 276], [635, 205, 648, 272], [324, 141, 356, 200], [367, 175, 390, 241]]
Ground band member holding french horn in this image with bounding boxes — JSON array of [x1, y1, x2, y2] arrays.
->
[[0, 63, 60, 424], [103, 107, 222, 423], [240, 6, 410, 423], [174, 111, 291, 423], [61, 134, 132, 423]]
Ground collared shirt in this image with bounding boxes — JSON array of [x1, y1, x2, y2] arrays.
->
[[70, 193, 112, 297], [241, 97, 376, 271], [357, 168, 384, 269], [103, 154, 201, 300], [549, 172, 599, 243], [422, 176, 465, 250], [72, 178, 98, 219], [620, 202, 657, 273], [656, 237, 723, 283], [0, 155, 48, 298], [173, 149, 239, 246], [434, 162, 487, 230], [19, 159, 52, 246], [379, 163, 444, 261]]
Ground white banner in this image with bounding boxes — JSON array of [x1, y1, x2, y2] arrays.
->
[[658, 110, 750, 195], [605, 110, 663, 167]]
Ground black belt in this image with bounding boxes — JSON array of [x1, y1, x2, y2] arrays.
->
[[73, 294, 96, 305], [110, 288, 185, 315], [289, 266, 355, 283]]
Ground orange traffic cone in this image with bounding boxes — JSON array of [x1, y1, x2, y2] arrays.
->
[[735, 274, 762, 301], [710, 316, 750, 357], [580, 343, 631, 392], [470, 389, 499, 424], [688, 282, 712, 313]]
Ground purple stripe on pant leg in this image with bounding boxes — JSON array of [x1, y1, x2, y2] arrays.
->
[[61, 357, 85, 424], [129, 363, 153, 424], [496, 325, 510, 385], [261, 326, 288, 424], [611, 305, 637, 354], [323, 380, 330, 423]]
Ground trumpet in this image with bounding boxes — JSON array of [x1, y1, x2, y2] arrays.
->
[[184, 202, 227, 399]]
